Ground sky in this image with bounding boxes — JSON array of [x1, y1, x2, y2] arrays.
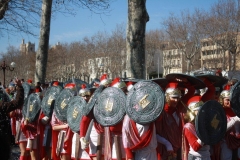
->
[[1, 0, 219, 53]]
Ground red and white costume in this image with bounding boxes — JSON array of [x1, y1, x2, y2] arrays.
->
[[79, 111, 104, 159], [122, 115, 157, 160], [182, 96, 211, 160]]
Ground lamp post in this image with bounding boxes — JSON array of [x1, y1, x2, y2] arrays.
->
[[0, 61, 16, 87]]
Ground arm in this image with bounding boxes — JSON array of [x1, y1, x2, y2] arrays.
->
[[52, 124, 68, 131], [227, 116, 240, 131], [184, 127, 203, 151], [156, 134, 173, 151], [1, 82, 24, 113]]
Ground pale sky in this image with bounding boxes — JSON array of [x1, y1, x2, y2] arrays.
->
[[0, 0, 219, 53]]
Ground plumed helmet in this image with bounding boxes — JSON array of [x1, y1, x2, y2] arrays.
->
[[79, 84, 91, 97], [110, 77, 126, 89], [185, 95, 204, 122], [27, 79, 33, 84], [219, 84, 231, 105], [52, 81, 59, 86], [165, 82, 181, 98], [187, 96, 203, 112], [126, 81, 133, 91], [100, 74, 112, 86], [64, 83, 76, 89]]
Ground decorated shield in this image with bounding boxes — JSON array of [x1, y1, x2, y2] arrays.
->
[[64, 79, 90, 89], [94, 87, 126, 126], [126, 80, 165, 124], [67, 96, 86, 132], [54, 88, 75, 122], [166, 73, 206, 89], [195, 100, 227, 145], [195, 74, 228, 87], [230, 81, 240, 117], [22, 93, 41, 122], [83, 85, 104, 115], [22, 82, 31, 99], [41, 86, 62, 117], [151, 78, 169, 89]]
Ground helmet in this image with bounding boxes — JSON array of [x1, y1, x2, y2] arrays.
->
[[79, 84, 91, 97], [219, 85, 231, 105], [100, 74, 112, 86], [110, 77, 126, 89]]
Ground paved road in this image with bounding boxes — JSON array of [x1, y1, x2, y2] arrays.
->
[[10, 145, 20, 160]]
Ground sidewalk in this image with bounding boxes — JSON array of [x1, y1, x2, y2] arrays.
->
[[10, 145, 20, 160]]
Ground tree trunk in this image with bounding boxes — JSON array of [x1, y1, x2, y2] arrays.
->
[[126, 0, 149, 79], [35, 0, 52, 83], [230, 53, 236, 71], [186, 59, 191, 74]]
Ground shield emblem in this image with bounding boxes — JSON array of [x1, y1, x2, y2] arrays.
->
[[195, 74, 228, 87], [83, 85, 105, 115], [67, 96, 86, 132], [54, 88, 75, 122], [22, 82, 31, 99], [22, 93, 41, 122], [126, 80, 165, 124], [166, 73, 206, 89], [230, 81, 240, 117], [195, 100, 227, 145], [64, 79, 90, 89], [93, 87, 126, 126], [41, 86, 62, 117]]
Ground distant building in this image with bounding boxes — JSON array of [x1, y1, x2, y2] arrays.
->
[[20, 39, 35, 55]]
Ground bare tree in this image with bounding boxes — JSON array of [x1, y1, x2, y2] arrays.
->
[[126, 0, 149, 79], [200, 0, 240, 71], [163, 10, 203, 74]]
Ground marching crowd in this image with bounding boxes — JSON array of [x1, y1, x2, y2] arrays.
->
[[0, 71, 240, 160]]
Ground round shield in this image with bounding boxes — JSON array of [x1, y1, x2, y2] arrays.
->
[[126, 80, 165, 124], [64, 79, 90, 89], [151, 78, 169, 89], [83, 85, 104, 115], [94, 87, 126, 126], [22, 93, 41, 122], [22, 82, 31, 99], [67, 96, 86, 132], [41, 86, 62, 117], [166, 73, 206, 89], [0, 89, 11, 102], [195, 100, 227, 145], [54, 88, 75, 122], [230, 81, 240, 117], [195, 74, 228, 87]]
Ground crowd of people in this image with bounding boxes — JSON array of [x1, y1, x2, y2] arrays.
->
[[0, 71, 240, 160]]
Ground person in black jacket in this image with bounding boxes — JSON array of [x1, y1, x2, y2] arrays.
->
[[0, 79, 24, 160]]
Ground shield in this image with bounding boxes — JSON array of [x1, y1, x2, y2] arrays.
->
[[22, 93, 41, 122], [54, 88, 75, 122], [195, 74, 228, 87], [93, 87, 126, 126], [64, 79, 90, 89], [195, 100, 227, 145], [230, 81, 240, 117], [83, 85, 104, 115], [151, 78, 169, 89], [22, 82, 31, 99], [41, 86, 62, 117], [166, 73, 206, 89], [67, 96, 86, 132], [126, 80, 165, 124]]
